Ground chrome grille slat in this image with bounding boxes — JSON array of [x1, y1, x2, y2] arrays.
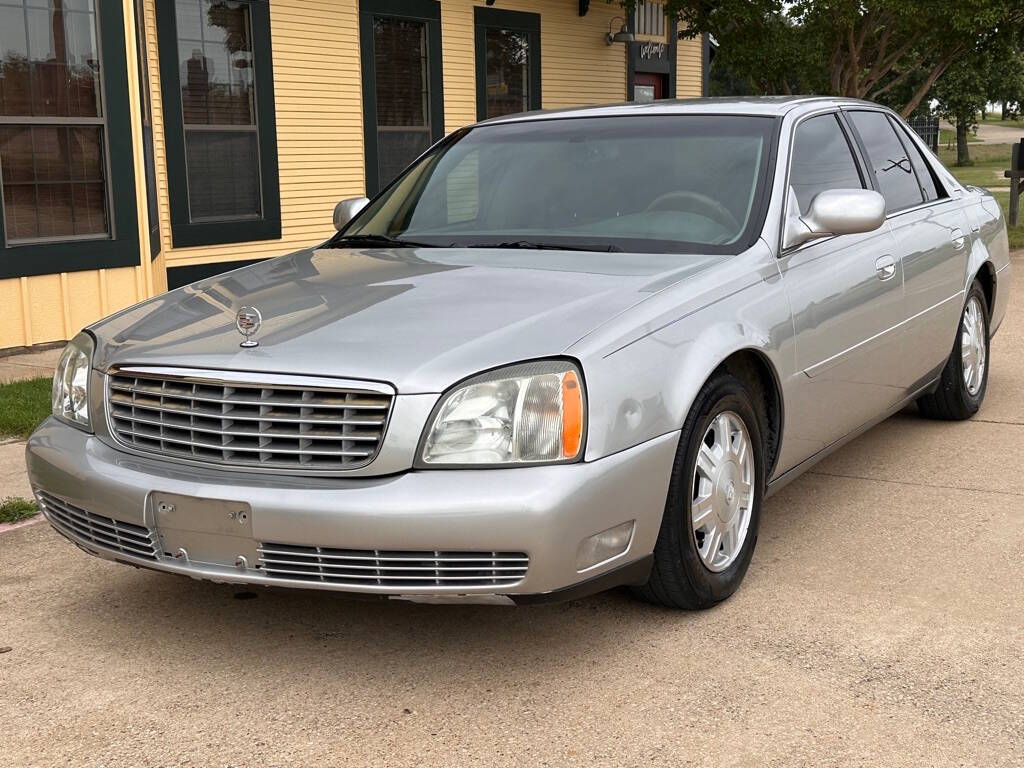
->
[[258, 543, 529, 587], [37, 491, 158, 560], [107, 369, 393, 471]]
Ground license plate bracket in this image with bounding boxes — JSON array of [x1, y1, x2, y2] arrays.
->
[[150, 492, 258, 568]]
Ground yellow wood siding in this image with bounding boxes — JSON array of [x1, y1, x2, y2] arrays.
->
[[677, 30, 704, 98], [440, 0, 629, 128]]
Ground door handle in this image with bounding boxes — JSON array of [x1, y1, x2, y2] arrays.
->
[[950, 228, 967, 249], [875, 254, 896, 281]]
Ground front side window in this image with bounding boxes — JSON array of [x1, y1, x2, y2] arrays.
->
[[343, 115, 776, 254], [789, 114, 864, 214], [156, 0, 280, 247], [848, 110, 924, 213], [475, 8, 540, 120], [0, 0, 109, 243]]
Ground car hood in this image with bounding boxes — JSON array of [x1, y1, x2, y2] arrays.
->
[[92, 246, 721, 393]]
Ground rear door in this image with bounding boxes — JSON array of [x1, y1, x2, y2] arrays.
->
[[847, 110, 969, 389], [778, 111, 906, 451]]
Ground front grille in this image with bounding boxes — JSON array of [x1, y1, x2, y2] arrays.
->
[[37, 491, 157, 560], [258, 544, 530, 588], [107, 369, 393, 472]]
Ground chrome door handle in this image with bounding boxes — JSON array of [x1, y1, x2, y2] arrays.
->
[[875, 255, 896, 281], [950, 228, 967, 249]]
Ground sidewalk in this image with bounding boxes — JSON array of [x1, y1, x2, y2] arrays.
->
[[0, 346, 61, 383]]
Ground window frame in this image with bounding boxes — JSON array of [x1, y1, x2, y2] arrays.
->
[[0, 0, 140, 280], [474, 7, 541, 122], [787, 111, 867, 216], [155, 0, 281, 248], [359, 0, 445, 198]]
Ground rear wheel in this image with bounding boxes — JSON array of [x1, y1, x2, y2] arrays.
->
[[633, 371, 765, 610], [917, 280, 990, 421]]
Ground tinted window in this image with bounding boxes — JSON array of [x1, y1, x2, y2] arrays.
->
[[344, 115, 776, 254], [849, 110, 924, 213], [892, 117, 943, 202], [790, 114, 863, 214]]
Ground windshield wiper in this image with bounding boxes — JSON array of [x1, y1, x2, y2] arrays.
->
[[330, 233, 440, 249], [464, 240, 622, 253]]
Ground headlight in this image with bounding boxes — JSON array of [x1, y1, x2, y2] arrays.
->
[[52, 332, 94, 430], [420, 360, 586, 466]]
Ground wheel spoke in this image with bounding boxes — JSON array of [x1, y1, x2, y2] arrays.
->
[[696, 442, 718, 479], [703, 527, 722, 565], [692, 495, 715, 528]]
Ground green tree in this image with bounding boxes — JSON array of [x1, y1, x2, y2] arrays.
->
[[616, 0, 1024, 118]]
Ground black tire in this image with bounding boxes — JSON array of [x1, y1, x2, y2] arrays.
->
[[917, 280, 990, 421], [632, 371, 765, 610]]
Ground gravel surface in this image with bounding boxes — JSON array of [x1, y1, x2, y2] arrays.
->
[[1, 255, 1022, 767]]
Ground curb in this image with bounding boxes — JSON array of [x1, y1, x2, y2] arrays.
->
[[0, 514, 43, 535]]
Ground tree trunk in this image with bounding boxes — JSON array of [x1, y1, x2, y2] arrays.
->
[[1002, 101, 1008, 120], [956, 120, 971, 166]]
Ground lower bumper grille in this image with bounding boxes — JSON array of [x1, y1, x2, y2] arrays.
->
[[258, 543, 529, 588], [37, 491, 157, 560]]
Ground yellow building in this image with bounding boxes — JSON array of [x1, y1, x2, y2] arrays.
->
[[0, 0, 705, 353]]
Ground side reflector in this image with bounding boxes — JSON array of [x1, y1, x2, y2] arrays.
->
[[561, 371, 583, 459], [576, 520, 634, 572]]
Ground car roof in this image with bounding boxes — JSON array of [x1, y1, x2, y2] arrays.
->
[[476, 96, 888, 126]]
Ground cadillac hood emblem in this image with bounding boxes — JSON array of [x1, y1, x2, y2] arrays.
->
[[235, 306, 263, 348]]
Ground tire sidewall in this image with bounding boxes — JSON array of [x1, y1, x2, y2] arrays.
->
[[669, 375, 766, 604], [957, 282, 991, 412]]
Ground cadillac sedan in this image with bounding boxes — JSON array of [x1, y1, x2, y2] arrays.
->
[[27, 97, 1010, 609]]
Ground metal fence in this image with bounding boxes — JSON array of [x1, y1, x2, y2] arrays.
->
[[908, 116, 940, 153]]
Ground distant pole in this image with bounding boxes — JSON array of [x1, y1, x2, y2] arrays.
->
[[1007, 140, 1024, 228]]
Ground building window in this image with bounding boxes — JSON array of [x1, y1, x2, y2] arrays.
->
[[156, 0, 280, 248], [633, 2, 666, 37], [474, 7, 540, 121], [0, 0, 109, 243], [358, 0, 444, 197], [0, 0, 139, 279]]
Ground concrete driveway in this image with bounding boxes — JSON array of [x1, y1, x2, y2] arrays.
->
[[2, 257, 1022, 767]]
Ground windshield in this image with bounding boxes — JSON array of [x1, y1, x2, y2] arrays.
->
[[338, 115, 777, 254]]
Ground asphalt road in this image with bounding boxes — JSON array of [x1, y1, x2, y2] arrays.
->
[[2, 255, 1022, 767]]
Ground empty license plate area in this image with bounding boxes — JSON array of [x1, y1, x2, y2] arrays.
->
[[150, 492, 259, 568]]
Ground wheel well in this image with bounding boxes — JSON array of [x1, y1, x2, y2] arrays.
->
[[976, 262, 996, 319], [716, 350, 782, 478]]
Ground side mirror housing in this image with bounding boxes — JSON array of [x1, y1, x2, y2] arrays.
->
[[783, 188, 886, 250], [333, 196, 370, 231]]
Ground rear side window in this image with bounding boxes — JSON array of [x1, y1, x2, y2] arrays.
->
[[891, 117, 945, 203], [848, 110, 924, 213], [790, 114, 864, 214]]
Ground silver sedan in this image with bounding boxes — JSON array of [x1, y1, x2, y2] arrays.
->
[[28, 97, 1010, 609]]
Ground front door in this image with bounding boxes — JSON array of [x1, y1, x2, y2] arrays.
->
[[634, 73, 666, 102], [778, 112, 907, 462], [359, 0, 444, 196]]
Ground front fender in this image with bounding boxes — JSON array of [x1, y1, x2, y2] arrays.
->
[[572, 244, 794, 464]]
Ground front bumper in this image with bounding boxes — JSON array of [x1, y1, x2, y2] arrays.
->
[[26, 419, 678, 602]]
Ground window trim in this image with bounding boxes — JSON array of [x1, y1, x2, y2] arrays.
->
[[359, 0, 445, 198], [474, 6, 541, 121], [0, 0, 140, 279], [155, 0, 281, 248]]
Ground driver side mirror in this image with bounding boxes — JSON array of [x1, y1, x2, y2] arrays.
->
[[333, 196, 370, 231], [783, 188, 886, 250]]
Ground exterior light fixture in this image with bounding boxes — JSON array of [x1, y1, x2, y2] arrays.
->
[[606, 16, 634, 45]]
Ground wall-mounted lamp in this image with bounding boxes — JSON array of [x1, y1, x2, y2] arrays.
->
[[606, 16, 634, 45]]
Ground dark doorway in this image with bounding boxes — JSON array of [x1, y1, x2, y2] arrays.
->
[[634, 72, 667, 101]]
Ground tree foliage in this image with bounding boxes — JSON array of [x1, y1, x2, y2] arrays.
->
[[615, 0, 1024, 118]]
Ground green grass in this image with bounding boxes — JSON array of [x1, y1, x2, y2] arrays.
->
[[937, 142, 1024, 250], [979, 115, 1024, 128], [0, 497, 38, 524], [0, 377, 52, 440], [939, 128, 981, 147]]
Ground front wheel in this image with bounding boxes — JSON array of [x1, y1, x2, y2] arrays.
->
[[917, 280, 990, 421], [632, 371, 765, 610]]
